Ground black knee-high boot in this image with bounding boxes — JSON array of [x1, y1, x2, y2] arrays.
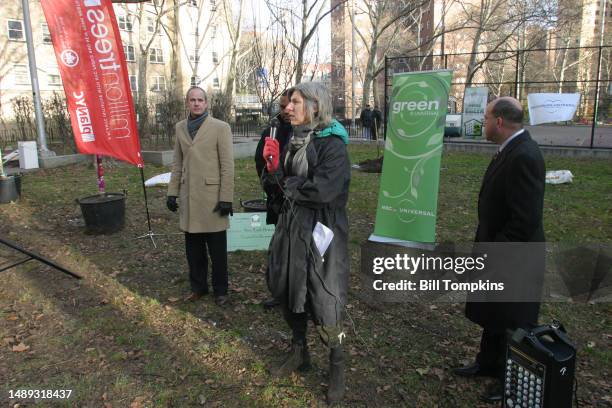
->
[[326, 346, 345, 405], [274, 311, 311, 377]]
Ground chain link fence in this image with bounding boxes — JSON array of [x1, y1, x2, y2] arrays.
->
[[384, 45, 612, 149]]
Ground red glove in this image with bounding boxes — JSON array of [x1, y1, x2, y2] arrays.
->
[[263, 137, 280, 172]]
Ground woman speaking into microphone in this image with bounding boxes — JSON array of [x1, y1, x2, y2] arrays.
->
[[261, 82, 350, 405]]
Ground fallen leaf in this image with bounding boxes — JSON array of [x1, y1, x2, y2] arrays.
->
[[416, 367, 430, 376], [167, 297, 180, 303], [587, 341, 595, 348], [12, 342, 29, 352], [6, 315, 18, 321], [430, 305, 438, 310], [198, 394, 206, 405], [3, 337, 15, 345]]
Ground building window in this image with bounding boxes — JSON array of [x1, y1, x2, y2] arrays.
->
[[213, 77, 219, 88], [189, 0, 198, 6], [41, 23, 52, 44], [13, 64, 29, 84], [210, 0, 217, 11], [117, 15, 133, 31], [129, 75, 138, 93], [147, 17, 156, 34], [151, 75, 166, 92], [48, 73, 61, 86], [123, 45, 135, 62], [149, 48, 164, 63], [8, 20, 24, 41], [212, 51, 218, 64], [210, 25, 216, 39], [191, 75, 200, 86], [189, 53, 200, 63]]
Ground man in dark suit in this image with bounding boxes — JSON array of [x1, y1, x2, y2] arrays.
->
[[255, 92, 292, 224], [453, 97, 545, 403], [254, 92, 292, 309]]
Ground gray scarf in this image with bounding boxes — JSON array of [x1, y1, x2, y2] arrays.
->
[[187, 111, 208, 139], [286, 125, 314, 178]]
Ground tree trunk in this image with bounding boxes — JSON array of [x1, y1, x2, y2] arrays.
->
[[169, 0, 182, 100], [137, 53, 149, 137], [223, 0, 245, 119]]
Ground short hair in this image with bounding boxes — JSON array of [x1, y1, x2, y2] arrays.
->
[[288, 82, 332, 129], [186, 86, 207, 102], [491, 99, 523, 125]]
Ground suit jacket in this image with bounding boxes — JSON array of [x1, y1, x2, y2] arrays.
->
[[167, 116, 234, 233], [466, 130, 545, 329]]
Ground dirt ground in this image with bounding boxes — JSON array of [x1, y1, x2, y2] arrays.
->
[[1, 147, 611, 407]]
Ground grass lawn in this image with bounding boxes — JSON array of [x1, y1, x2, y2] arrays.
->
[[1, 145, 610, 407]]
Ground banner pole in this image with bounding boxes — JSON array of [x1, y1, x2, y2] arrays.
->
[[139, 167, 152, 234], [96, 155, 105, 194]]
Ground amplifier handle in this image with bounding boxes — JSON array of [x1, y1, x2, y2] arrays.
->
[[531, 325, 577, 351], [525, 334, 555, 358]]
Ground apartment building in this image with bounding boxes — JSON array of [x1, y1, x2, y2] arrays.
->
[[0, 0, 231, 118]]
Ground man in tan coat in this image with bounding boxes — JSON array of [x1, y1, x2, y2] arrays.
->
[[167, 87, 234, 305]]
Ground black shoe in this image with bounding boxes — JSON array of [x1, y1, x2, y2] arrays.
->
[[453, 362, 497, 378], [326, 346, 345, 406], [273, 340, 311, 377], [214, 295, 228, 306], [262, 298, 280, 311], [480, 382, 503, 403]]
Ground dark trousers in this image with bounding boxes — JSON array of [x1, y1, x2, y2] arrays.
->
[[283, 307, 308, 342], [476, 327, 507, 379], [185, 231, 228, 296]]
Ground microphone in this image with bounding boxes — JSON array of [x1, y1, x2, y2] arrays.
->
[[268, 118, 280, 162]]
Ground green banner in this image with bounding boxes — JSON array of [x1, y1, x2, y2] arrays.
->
[[372, 70, 452, 243]]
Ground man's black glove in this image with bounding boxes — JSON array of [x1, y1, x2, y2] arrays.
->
[[166, 196, 178, 212], [213, 201, 233, 216]]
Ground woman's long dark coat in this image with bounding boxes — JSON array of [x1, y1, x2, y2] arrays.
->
[[262, 135, 350, 328]]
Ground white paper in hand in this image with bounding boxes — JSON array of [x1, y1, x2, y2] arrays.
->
[[313, 222, 334, 260]]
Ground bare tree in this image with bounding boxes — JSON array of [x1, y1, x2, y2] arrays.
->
[[221, 0, 247, 98], [250, 10, 297, 111], [173, 0, 218, 88], [267, 0, 344, 83], [115, 0, 175, 136], [455, 0, 555, 87], [351, 0, 433, 107]]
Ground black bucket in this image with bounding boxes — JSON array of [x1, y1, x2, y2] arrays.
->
[[241, 198, 266, 212], [77, 192, 126, 234], [0, 176, 19, 204]]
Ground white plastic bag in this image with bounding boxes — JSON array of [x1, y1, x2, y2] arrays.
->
[[545, 170, 573, 184], [144, 172, 171, 187]]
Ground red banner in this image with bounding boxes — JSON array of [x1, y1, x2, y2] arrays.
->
[[41, 0, 143, 167]]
